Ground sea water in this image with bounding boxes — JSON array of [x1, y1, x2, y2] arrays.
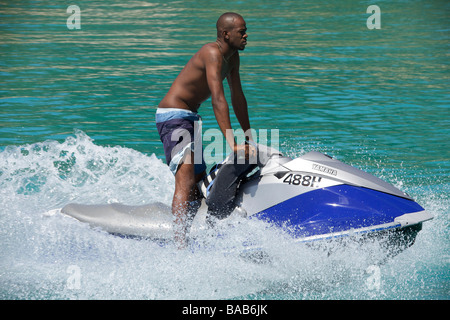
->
[[0, 0, 448, 299]]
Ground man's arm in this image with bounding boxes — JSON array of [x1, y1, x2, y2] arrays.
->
[[205, 47, 237, 150], [227, 53, 252, 141]]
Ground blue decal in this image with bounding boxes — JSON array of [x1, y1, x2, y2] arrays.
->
[[254, 185, 424, 238]]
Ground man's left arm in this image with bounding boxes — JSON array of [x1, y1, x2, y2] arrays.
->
[[227, 53, 253, 141]]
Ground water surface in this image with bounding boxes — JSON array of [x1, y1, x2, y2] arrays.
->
[[0, 0, 448, 299]]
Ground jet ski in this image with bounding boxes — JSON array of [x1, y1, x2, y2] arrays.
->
[[61, 144, 432, 256]]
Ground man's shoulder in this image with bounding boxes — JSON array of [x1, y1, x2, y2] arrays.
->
[[197, 42, 222, 59]]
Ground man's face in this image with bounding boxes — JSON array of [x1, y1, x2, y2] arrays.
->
[[228, 18, 248, 50]]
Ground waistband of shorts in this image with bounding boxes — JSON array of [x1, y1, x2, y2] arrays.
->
[[155, 107, 201, 123]]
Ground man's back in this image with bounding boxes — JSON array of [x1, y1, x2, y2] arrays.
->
[[158, 42, 235, 112]]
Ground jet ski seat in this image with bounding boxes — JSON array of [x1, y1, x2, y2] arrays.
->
[[199, 159, 256, 219]]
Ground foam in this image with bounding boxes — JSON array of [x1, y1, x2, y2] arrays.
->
[[0, 131, 447, 299]]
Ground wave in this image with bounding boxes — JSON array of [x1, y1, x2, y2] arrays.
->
[[0, 130, 447, 299]]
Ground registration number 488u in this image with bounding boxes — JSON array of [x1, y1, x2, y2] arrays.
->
[[282, 173, 322, 188]]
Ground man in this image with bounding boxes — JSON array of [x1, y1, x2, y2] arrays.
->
[[156, 12, 254, 247]]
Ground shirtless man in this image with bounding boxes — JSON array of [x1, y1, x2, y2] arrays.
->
[[156, 12, 254, 247]]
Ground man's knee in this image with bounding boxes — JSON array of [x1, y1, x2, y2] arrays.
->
[[175, 161, 196, 189]]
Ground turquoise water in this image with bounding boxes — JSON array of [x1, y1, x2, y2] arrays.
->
[[1, 0, 449, 299]]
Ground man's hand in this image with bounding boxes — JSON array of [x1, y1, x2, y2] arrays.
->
[[233, 143, 257, 162]]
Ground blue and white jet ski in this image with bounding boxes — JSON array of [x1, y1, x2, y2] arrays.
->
[[61, 145, 432, 255]]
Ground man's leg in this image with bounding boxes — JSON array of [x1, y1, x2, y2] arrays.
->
[[172, 151, 204, 248]]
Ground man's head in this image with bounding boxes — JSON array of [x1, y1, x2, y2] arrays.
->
[[216, 12, 248, 50]]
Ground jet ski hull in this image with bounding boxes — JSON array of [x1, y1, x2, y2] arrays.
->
[[253, 184, 427, 239], [60, 150, 432, 257]]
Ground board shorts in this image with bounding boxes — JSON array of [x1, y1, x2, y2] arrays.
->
[[156, 108, 206, 176]]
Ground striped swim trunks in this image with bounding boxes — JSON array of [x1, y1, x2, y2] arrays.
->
[[155, 108, 206, 176]]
